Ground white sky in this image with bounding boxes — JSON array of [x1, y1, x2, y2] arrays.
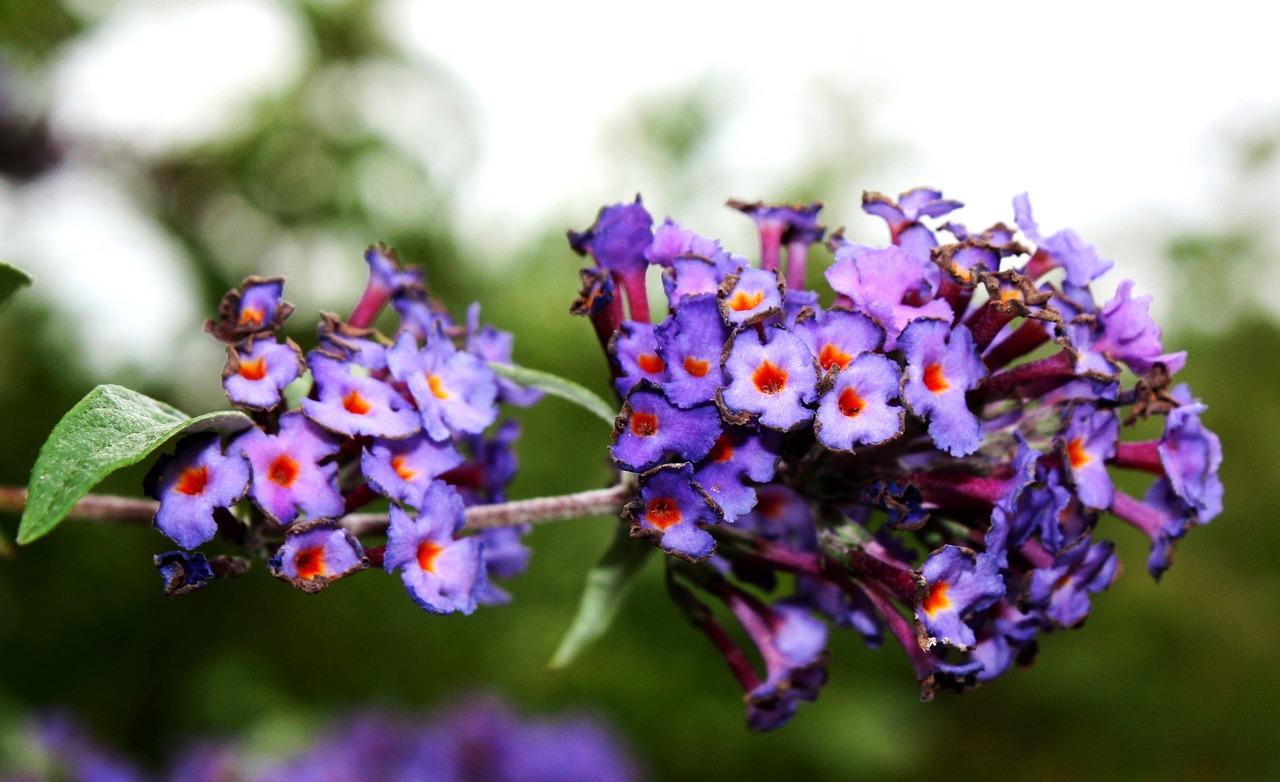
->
[[5, 0, 1279, 378]]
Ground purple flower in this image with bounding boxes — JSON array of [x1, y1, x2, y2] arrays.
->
[[626, 463, 723, 561], [1059, 404, 1119, 510], [362, 432, 465, 509], [234, 412, 344, 525], [610, 319, 668, 397], [316, 313, 391, 371], [221, 336, 303, 411], [983, 435, 1047, 558], [898, 318, 985, 456], [916, 545, 1005, 650], [475, 524, 531, 605], [301, 353, 421, 439], [145, 433, 250, 549], [205, 276, 294, 343], [1159, 385, 1224, 522], [387, 330, 499, 441], [969, 600, 1039, 682], [862, 188, 962, 265], [729, 199, 824, 285], [740, 600, 829, 732], [391, 284, 454, 341], [792, 307, 884, 373], [27, 714, 146, 782], [154, 550, 215, 597], [1013, 192, 1113, 286], [653, 294, 730, 408], [450, 419, 522, 506], [568, 195, 656, 322], [611, 383, 721, 472], [719, 326, 818, 431], [735, 483, 817, 550], [383, 481, 486, 614], [348, 243, 422, 328], [1091, 279, 1187, 375], [466, 303, 543, 407], [646, 217, 726, 267], [824, 243, 951, 350], [864, 188, 964, 230], [568, 195, 654, 279], [662, 253, 738, 303], [691, 425, 780, 522], [814, 352, 904, 451], [268, 521, 368, 593], [718, 267, 784, 327], [1025, 535, 1118, 627]]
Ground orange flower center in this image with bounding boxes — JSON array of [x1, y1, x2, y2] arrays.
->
[[752, 360, 787, 395], [637, 353, 665, 374], [238, 306, 265, 326], [838, 387, 865, 418], [427, 374, 450, 400], [1067, 437, 1091, 469], [923, 363, 950, 393], [238, 355, 267, 381], [683, 356, 710, 378], [267, 455, 300, 487], [295, 547, 326, 580], [708, 433, 734, 463], [923, 581, 951, 617], [819, 344, 853, 371], [391, 455, 418, 481], [174, 465, 210, 496], [417, 541, 443, 572], [727, 289, 764, 311], [646, 497, 682, 530], [342, 390, 371, 415], [629, 412, 659, 437]]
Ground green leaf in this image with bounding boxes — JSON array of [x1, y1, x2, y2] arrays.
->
[[489, 362, 617, 426], [0, 262, 33, 307], [548, 519, 654, 669], [17, 385, 253, 545]]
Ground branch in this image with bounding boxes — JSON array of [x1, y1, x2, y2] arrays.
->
[[0, 483, 633, 539]]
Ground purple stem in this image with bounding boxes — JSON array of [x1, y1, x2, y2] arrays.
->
[[784, 239, 809, 291]]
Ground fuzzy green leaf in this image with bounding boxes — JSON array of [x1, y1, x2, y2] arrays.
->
[[0, 262, 33, 307], [548, 519, 654, 669], [17, 385, 253, 545], [489, 362, 616, 426]]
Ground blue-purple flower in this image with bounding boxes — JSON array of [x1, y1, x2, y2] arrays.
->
[[268, 520, 368, 593], [387, 330, 499, 441], [146, 433, 250, 549], [222, 337, 303, 411], [383, 481, 486, 614], [234, 411, 344, 525]]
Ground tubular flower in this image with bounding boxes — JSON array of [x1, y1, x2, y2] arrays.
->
[[141, 246, 533, 615], [570, 190, 1221, 729]]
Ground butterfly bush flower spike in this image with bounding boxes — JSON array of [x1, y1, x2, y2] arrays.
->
[[569, 189, 1221, 729], [119, 184, 1219, 737], [137, 242, 535, 617]]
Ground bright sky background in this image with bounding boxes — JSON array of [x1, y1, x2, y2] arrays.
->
[[4, 0, 1279, 378]]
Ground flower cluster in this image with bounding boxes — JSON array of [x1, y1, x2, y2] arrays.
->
[[14, 696, 641, 781], [569, 190, 1222, 729], [146, 248, 539, 613]]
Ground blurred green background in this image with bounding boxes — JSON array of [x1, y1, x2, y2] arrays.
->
[[2, 1, 1278, 779]]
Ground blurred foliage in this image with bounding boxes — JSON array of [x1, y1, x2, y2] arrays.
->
[[1, 1, 1279, 780]]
